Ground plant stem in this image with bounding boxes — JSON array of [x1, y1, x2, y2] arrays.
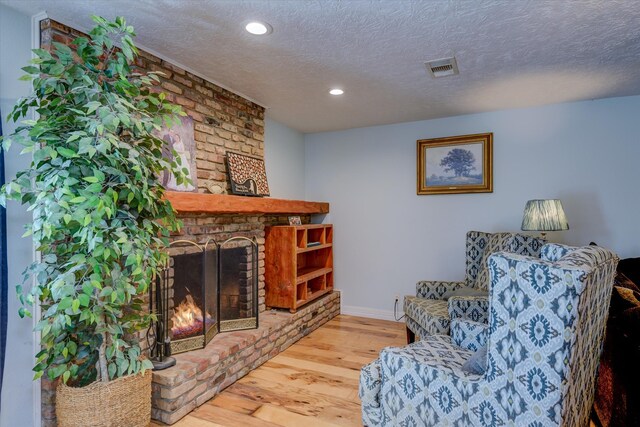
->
[[98, 329, 109, 382]]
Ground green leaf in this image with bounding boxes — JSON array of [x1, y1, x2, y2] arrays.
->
[[78, 294, 90, 307], [108, 362, 116, 379], [85, 101, 101, 115], [99, 287, 112, 297], [53, 41, 72, 57], [58, 297, 73, 310], [56, 147, 77, 158], [21, 66, 39, 74]]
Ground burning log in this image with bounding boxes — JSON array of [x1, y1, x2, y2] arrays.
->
[[171, 294, 212, 340]]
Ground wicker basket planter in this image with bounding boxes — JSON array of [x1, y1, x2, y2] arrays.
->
[[56, 370, 152, 427]]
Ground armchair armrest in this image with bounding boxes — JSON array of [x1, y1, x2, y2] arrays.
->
[[359, 360, 383, 426], [450, 318, 488, 351], [448, 295, 489, 323], [416, 280, 466, 299], [359, 360, 381, 407]]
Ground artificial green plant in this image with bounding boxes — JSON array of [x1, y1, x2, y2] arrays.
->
[[0, 16, 189, 385]]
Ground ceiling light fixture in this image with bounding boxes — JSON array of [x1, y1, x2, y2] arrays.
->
[[245, 21, 272, 35], [329, 89, 344, 96]]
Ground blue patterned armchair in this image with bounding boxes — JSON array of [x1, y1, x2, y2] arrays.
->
[[404, 231, 545, 343], [361, 244, 618, 426]]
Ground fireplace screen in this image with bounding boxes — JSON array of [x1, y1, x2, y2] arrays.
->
[[149, 237, 258, 359], [219, 237, 259, 332], [168, 240, 218, 354]]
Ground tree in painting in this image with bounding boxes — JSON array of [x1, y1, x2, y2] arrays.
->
[[439, 148, 476, 177]]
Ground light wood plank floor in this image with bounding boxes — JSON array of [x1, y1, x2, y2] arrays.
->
[[152, 315, 405, 427]]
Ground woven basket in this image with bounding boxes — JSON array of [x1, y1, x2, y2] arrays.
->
[[56, 369, 152, 427]]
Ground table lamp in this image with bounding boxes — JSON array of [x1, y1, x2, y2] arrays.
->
[[521, 199, 569, 239]]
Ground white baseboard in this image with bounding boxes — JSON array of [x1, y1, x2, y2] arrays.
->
[[341, 305, 402, 322]]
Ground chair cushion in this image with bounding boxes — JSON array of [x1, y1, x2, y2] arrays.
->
[[447, 286, 487, 299], [404, 296, 450, 336], [380, 334, 478, 381]]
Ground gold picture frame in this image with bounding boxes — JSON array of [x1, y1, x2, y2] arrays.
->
[[417, 133, 493, 195]]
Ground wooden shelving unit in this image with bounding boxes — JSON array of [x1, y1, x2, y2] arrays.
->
[[265, 224, 334, 313]]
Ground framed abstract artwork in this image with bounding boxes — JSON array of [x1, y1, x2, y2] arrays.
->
[[417, 133, 493, 195], [226, 152, 270, 197], [154, 115, 198, 192]]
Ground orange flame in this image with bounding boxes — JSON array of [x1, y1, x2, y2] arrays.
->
[[171, 294, 203, 332]]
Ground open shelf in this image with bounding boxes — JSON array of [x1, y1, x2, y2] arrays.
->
[[296, 267, 333, 284], [265, 224, 334, 313], [297, 243, 332, 253]]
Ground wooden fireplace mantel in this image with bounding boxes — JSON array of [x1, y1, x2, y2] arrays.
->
[[165, 191, 330, 215]]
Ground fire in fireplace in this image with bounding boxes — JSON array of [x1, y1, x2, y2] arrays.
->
[[171, 294, 212, 340]]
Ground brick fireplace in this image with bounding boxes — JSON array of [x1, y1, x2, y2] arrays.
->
[[39, 19, 340, 427]]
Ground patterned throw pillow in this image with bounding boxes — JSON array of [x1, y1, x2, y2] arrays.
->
[[462, 345, 487, 374]]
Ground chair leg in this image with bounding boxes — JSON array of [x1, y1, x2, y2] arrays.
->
[[406, 326, 415, 344]]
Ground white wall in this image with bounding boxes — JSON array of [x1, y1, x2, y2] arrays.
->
[[305, 95, 640, 318], [0, 4, 37, 426], [264, 117, 306, 199]]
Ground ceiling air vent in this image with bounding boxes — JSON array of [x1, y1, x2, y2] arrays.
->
[[425, 57, 459, 78]]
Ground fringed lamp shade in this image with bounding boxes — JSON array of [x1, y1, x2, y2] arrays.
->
[[521, 199, 569, 232]]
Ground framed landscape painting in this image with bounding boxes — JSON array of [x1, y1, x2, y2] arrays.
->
[[417, 133, 493, 195]]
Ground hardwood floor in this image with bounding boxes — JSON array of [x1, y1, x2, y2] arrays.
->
[[153, 315, 405, 427]]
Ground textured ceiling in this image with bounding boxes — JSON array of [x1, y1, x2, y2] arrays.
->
[[3, 0, 640, 133]]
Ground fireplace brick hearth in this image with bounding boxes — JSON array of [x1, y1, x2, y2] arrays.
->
[[152, 291, 340, 424]]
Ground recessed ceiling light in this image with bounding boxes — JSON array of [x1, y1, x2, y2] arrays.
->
[[245, 21, 272, 35], [329, 89, 344, 96]]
